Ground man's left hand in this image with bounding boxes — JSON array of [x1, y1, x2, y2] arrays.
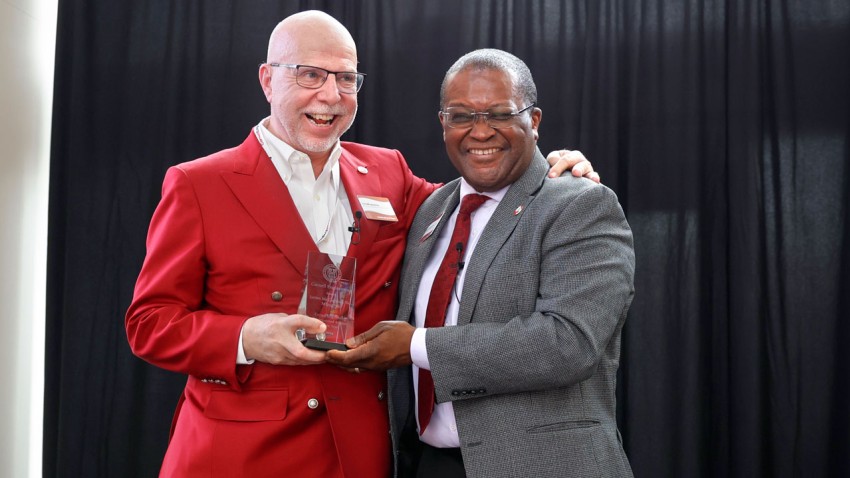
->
[[325, 321, 415, 371], [546, 149, 601, 183]]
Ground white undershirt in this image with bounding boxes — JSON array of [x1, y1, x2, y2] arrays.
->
[[237, 118, 354, 364], [410, 179, 508, 448]]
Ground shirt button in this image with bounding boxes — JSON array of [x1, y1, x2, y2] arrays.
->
[[307, 398, 319, 409], [271, 291, 283, 301]]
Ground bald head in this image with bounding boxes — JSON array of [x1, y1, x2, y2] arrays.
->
[[267, 10, 357, 65]]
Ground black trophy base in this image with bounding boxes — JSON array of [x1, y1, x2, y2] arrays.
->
[[303, 339, 349, 351]]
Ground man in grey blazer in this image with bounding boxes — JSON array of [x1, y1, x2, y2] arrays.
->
[[328, 48, 635, 478]]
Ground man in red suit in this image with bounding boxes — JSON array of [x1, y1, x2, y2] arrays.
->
[[126, 10, 596, 478]]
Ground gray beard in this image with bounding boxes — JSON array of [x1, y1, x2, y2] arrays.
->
[[288, 107, 357, 154]]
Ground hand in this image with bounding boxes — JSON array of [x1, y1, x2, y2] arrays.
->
[[546, 149, 601, 183], [325, 321, 415, 371], [242, 313, 328, 366]]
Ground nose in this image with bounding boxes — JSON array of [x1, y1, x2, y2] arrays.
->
[[468, 114, 495, 140], [315, 74, 343, 102]]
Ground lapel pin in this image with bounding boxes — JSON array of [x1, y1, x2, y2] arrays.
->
[[357, 166, 369, 174], [420, 213, 443, 243], [514, 205, 524, 216]]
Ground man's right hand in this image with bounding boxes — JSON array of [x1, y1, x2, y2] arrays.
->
[[242, 313, 328, 365]]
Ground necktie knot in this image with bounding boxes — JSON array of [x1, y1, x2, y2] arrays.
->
[[459, 193, 489, 215]]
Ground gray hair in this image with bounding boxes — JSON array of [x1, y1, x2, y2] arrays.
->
[[439, 48, 537, 108]]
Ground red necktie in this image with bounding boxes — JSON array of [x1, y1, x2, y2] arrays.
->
[[418, 193, 490, 435]]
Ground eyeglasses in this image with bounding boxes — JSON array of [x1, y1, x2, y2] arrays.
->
[[440, 103, 536, 129], [266, 63, 366, 94]]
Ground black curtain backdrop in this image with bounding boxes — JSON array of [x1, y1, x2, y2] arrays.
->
[[45, 1, 849, 477]]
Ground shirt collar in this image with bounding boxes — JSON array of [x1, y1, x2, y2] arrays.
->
[[459, 178, 509, 204], [255, 117, 343, 185]]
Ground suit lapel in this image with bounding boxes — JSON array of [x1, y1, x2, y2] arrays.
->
[[456, 149, 548, 326], [338, 149, 382, 263], [220, 133, 317, 275], [398, 183, 462, 325]]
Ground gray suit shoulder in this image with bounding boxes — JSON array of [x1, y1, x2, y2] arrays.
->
[[538, 174, 624, 210], [542, 173, 609, 195]]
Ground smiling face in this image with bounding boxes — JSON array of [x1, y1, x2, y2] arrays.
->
[[259, 12, 358, 165], [440, 67, 541, 192]]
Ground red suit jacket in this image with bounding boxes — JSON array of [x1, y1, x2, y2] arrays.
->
[[126, 131, 437, 477]]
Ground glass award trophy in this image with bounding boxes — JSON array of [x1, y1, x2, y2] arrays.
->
[[297, 251, 356, 351]]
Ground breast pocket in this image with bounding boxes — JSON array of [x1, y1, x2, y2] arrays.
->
[[476, 255, 539, 319]]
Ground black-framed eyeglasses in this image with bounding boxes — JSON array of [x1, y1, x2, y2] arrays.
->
[[266, 63, 366, 94], [439, 103, 536, 129]]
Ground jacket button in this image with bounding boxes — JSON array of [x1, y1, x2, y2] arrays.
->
[[383, 281, 392, 288], [377, 391, 385, 401], [271, 291, 283, 301], [307, 398, 319, 409]]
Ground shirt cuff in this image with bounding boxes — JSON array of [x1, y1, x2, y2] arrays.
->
[[237, 325, 255, 365], [410, 327, 430, 371]]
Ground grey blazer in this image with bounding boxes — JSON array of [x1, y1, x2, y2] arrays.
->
[[387, 149, 636, 478]]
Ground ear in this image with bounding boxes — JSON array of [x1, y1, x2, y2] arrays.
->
[[259, 64, 273, 103], [531, 107, 542, 141], [438, 111, 447, 142]]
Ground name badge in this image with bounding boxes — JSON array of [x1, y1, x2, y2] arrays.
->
[[357, 195, 399, 222]]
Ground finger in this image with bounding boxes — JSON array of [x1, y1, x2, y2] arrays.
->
[[288, 344, 328, 364], [326, 345, 370, 367], [544, 149, 566, 164], [288, 314, 327, 335], [588, 171, 601, 183], [571, 163, 586, 177], [566, 150, 588, 165], [325, 349, 346, 363], [345, 323, 387, 348], [547, 156, 571, 177]]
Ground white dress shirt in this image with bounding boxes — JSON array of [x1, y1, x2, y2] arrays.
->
[[410, 179, 509, 448], [237, 118, 354, 364], [255, 119, 353, 255]]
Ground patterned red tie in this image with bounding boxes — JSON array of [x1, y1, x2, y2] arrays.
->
[[418, 193, 490, 435]]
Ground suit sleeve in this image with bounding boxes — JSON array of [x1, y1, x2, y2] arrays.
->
[[426, 184, 635, 400], [125, 166, 248, 389]]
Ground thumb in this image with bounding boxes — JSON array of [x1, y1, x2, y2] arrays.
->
[[289, 314, 327, 335], [346, 323, 386, 348], [345, 333, 367, 349]]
